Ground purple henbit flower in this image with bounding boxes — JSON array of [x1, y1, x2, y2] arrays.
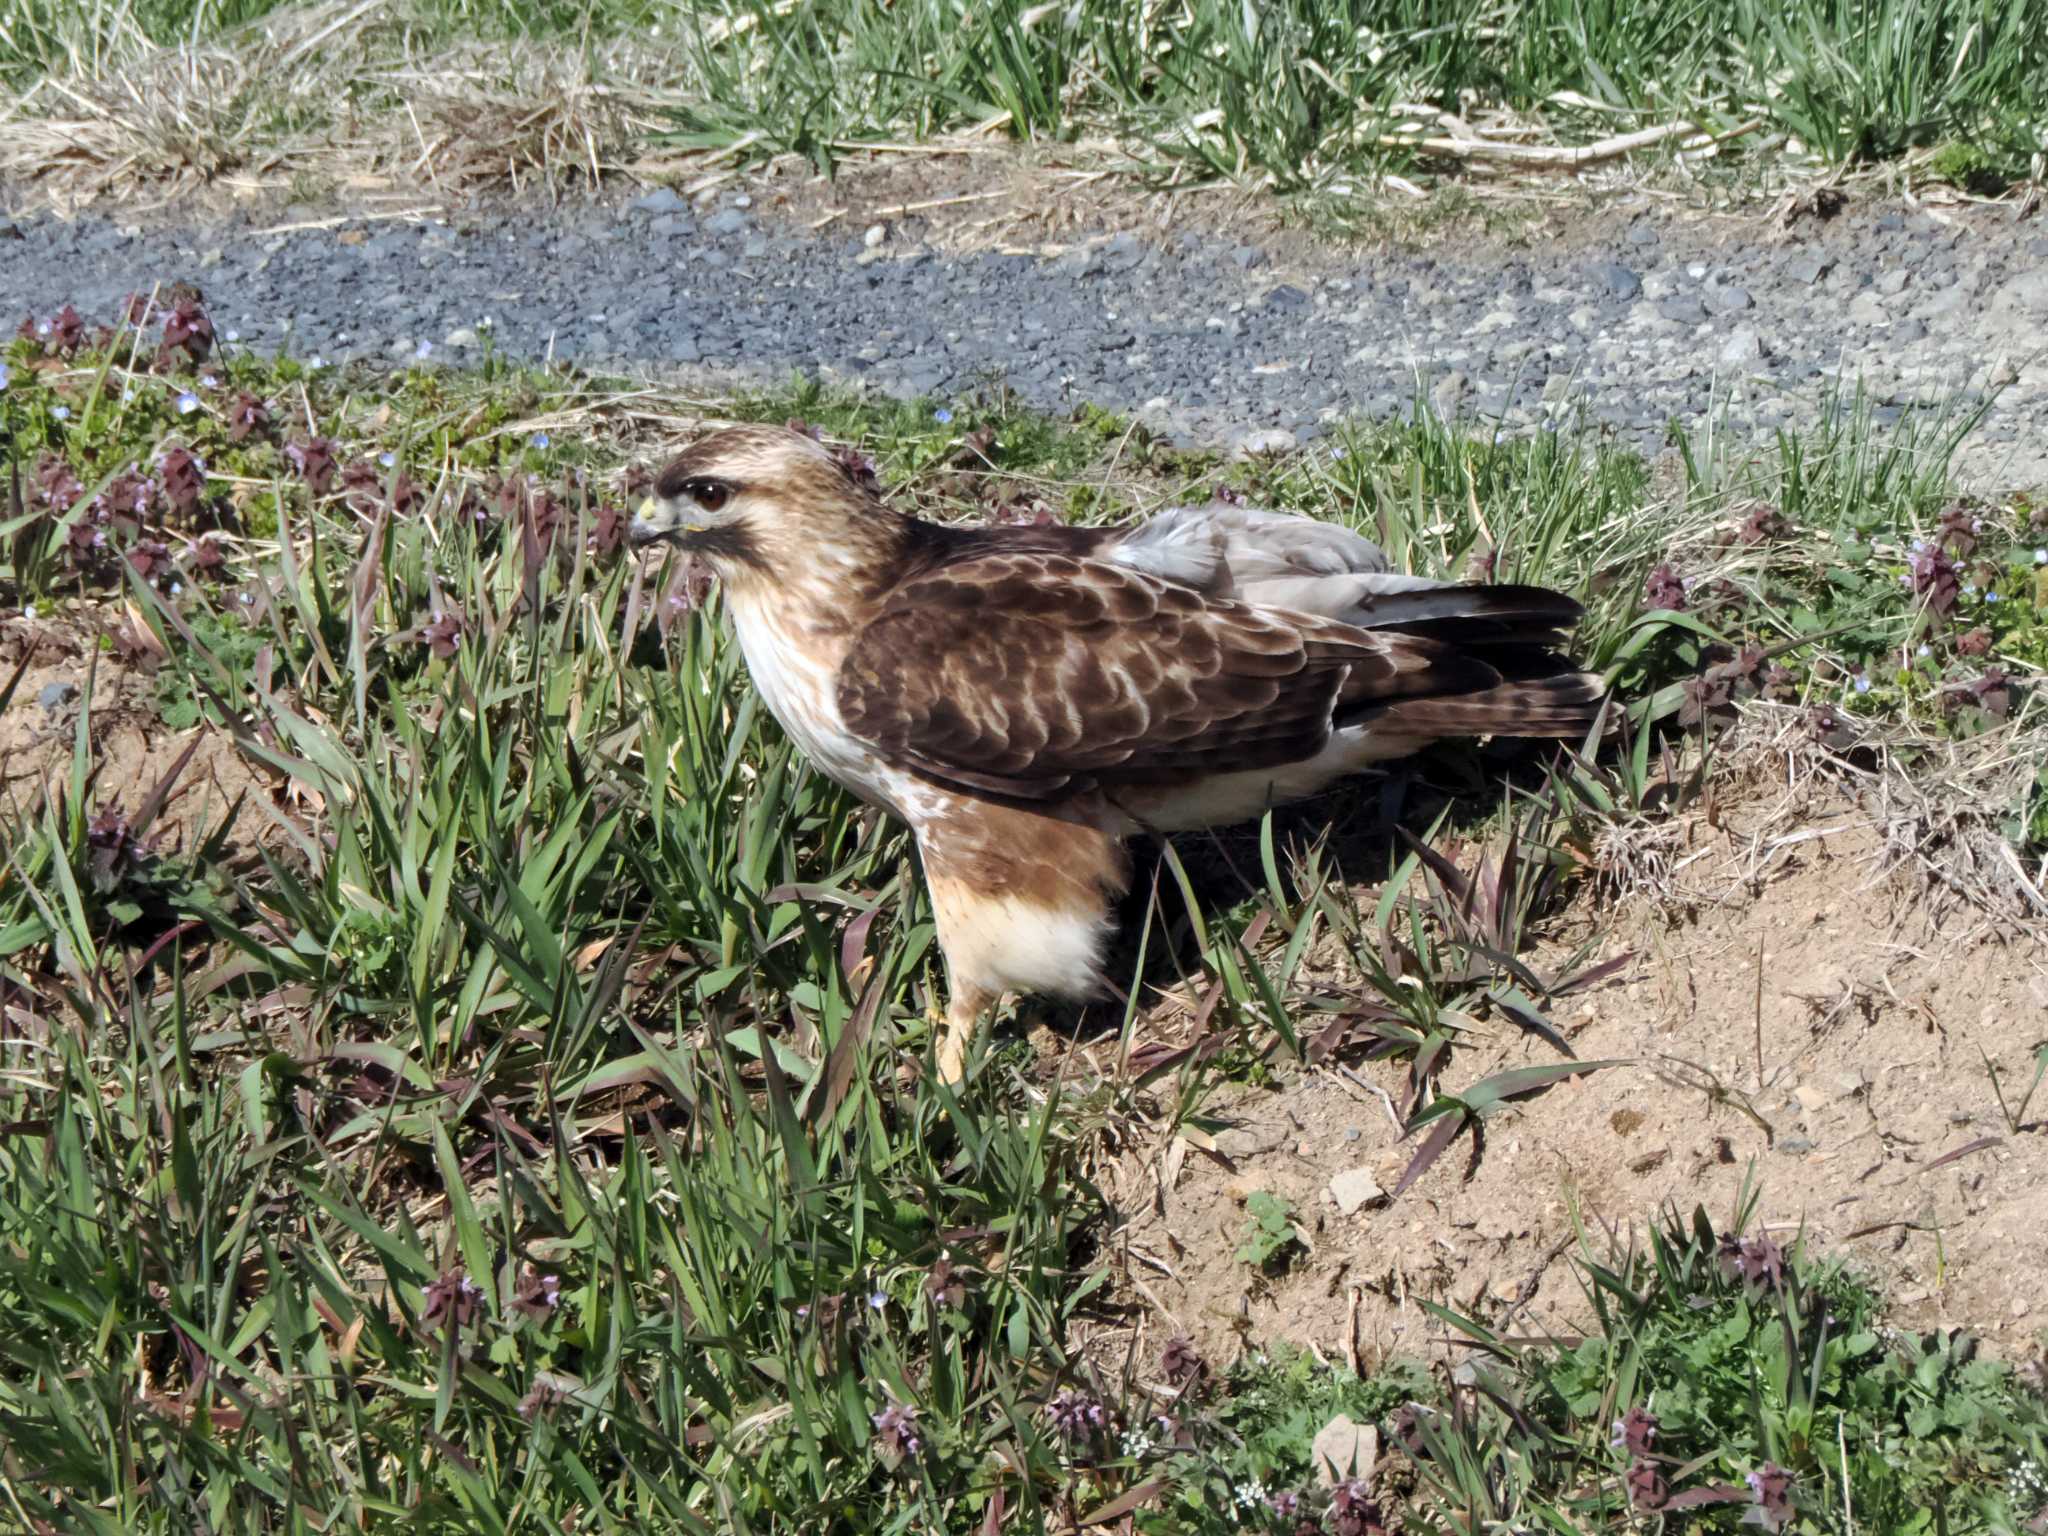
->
[[1747, 1463, 1794, 1532], [127, 540, 174, 583], [1330, 1478, 1386, 1536], [1677, 672, 1736, 729], [1736, 499, 1791, 545], [161, 293, 215, 364], [1267, 1490, 1302, 1518], [871, 1401, 921, 1460], [96, 470, 156, 538], [1612, 1405, 1660, 1456], [186, 535, 227, 577], [157, 446, 206, 519], [1908, 542, 1961, 617], [86, 808, 141, 888], [1937, 500, 1982, 558], [1046, 1387, 1108, 1443], [1956, 625, 1992, 657], [284, 437, 338, 496], [33, 454, 84, 513], [587, 502, 628, 559], [420, 608, 466, 660], [1213, 483, 1247, 507], [1159, 1334, 1208, 1387], [421, 1269, 484, 1333], [1626, 1457, 1669, 1511], [511, 1266, 561, 1320], [832, 442, 880, 496], [226, 392, 272, 444], [1718, 1232, 1786, 1290], [924, 1256, 967, 1310], [1643, 562, 1687, 612], [1943, 668, 2013, 720]]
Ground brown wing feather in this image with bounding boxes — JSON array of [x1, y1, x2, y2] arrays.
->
[[836, 553, 1502, 801]]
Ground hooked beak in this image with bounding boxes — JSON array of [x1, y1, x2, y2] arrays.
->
[[627, 496, 705, 551]]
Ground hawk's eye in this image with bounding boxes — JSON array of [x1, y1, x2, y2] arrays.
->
[[685, 479, 731, 513]]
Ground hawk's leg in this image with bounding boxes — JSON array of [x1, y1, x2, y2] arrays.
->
[[935, 977, 997, 1085]]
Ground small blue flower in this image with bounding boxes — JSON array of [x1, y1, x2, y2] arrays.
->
[[225, 329, 240, 343], [1332, 445, 1348, 460], [121, 387, 133, 402], [530, 432, 551, 449], [933, 407, 953, 424], [1962, 584, 1977, 599], [200, 373, 220, 389], [415, 339, 433, 359], [51, 405, 69, 420], [177, 392, 200, 414], [307, 355, 328, 372], [1854, 673, 1871, 694], [2035, 548, 2047, 565], [0, 363, 11, 389], [33, 319, 50, 337], [1987, 590, 2001, 603], [379, 451, 396, 468], [867, 1290, 887, 1311], [1916, 643, 1931, 658]]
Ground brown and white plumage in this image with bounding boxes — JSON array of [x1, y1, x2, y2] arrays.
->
[[630, 425, 1606, 1080]]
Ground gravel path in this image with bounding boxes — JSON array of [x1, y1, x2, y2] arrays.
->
[[6, 192, 2048, 480]]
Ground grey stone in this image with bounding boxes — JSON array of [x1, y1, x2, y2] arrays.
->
[[1328, 1167, 1385, 1215], [1593, 261, 1641, 299], [1877, 268, 1910, 296], [1705, 283, 1754, 314], [1787, 255, 1831, 285], [1658, 295, 1707, 325], [1231, 245, 1266, 270], [703, 208, 750, 237], [37, 681, 77, 712], [1264, 284, 1310, 308], [1310, 1416, 1379, 1486], [629, 187, 687, 215], [1718, 326, 1765, 367], [1231, 426, 1298, 459], [648, 214, 693, 238]]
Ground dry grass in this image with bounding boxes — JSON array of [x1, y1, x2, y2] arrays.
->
[[0, 0, 681, 203]]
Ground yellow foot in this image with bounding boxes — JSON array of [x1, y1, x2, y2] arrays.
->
[[936, 1035, 967, 1086]]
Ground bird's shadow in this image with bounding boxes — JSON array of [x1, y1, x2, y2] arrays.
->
[[1015, 738, 1570, 1057]]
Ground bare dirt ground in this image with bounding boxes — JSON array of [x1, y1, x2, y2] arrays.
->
[[1, 614, 277, 860], [1092, 763, 2048, 1374]]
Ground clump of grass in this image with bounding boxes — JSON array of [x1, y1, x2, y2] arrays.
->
[[4, 0, 2043, 203]]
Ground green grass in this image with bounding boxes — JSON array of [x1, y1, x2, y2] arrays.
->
[[3, 295, 2047, 1530], [3, 0, 2044, 198]]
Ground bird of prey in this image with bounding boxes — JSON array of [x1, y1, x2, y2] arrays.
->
[[630, 425, 1604, 1082]]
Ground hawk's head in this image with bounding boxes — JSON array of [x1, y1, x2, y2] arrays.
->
[[629, 424, 893, 577]]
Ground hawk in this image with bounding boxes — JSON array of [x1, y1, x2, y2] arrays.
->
[[630, 425, 1604, 1082]]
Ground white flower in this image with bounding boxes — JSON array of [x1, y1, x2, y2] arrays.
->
[[1917, 643, 1931, 658], [307, 355, 327, 371], [2032, 548, 2048, 565], [34, 319, 50, 337], [225, 329, 241, 342], [1233, 1480, 1267, 1507], [1119, 1428, 1154, 1458], [23, 603, 36, 620], [176, 392, 200, 414]]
